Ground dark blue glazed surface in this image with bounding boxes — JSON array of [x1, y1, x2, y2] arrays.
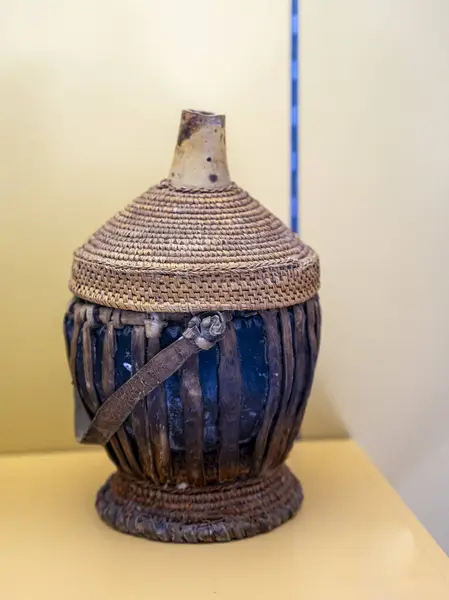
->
[[66, 312, 270, 452]]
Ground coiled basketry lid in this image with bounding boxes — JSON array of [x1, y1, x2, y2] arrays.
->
[[70, 110, 320, 313]]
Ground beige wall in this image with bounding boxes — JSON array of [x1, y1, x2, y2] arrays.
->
[[1, 0, 447, 553], [301, 0, 449, 550], [1, 1, 333, 453]]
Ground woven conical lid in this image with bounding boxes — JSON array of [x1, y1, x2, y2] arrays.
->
[[70, 110, 320, 312]]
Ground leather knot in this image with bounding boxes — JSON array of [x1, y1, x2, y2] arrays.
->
[[144, 314, 167, 339], [184, 312, 227, 350]]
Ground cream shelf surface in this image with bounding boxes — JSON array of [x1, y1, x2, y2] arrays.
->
[[0, 440, 448, 599]]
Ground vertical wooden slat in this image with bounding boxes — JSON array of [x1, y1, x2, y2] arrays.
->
[[146, 326, 171, 484], [284, 297, 321, 455], [81, 321, 98, 415], [251, 310, 283, 476], [315, 295, 322, 354], [81, 321, 120, 467], [69, 307, 92, 448], [63, 300, 76, 362], [280, 303, 308, 461], [263, 308, 295, 469], [302, 296, 320, 405], [180, 354, 205, 486], [102, 321, 142, 476], [218, 323, 242, 482], [131, 326, 156, 481], [68, 308, 89, 455], [69, 304, 83, 385]]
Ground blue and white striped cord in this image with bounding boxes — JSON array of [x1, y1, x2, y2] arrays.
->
[[290, 0, 299, 233]]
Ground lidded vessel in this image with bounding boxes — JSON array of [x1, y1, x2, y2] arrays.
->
[[64, 109, 321, 542]]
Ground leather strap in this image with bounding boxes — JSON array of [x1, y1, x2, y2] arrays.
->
[[76, 312, 228, 446]]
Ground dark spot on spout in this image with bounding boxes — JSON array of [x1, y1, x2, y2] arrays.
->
[[177, 113, 204, 145], [207, 157, 212, 162], [209, 174, 218, 183]]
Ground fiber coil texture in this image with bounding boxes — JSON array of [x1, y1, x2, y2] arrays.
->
[[70, 179, 320, 312]]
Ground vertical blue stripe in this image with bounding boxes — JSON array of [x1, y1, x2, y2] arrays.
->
[[290, 0, 299, 233]]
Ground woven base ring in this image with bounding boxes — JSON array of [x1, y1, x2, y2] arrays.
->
[[96, 465, 303, 543]]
